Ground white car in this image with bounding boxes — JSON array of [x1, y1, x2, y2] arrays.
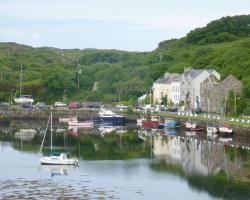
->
[[116, 104, 128, 110], [54, 102, 67, 107]]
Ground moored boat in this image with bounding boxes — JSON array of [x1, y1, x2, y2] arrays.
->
[[219, 124, 233, 133], [40, 112, 78, 166], [68, 116, 93, 127], [185, 121, 197, 129], [142, 116, 161, 127], [137, 115, 147, 124], [161, 118, 177, 128], [207, 122, 218, 134], [92, 108, 127, 124], [40, 152, 79, 165]]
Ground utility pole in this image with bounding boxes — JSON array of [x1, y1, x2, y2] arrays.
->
[[20, 64, 22, 97]]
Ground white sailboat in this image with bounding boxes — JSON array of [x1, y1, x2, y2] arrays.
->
[[219, 90, 233, 134], [40, 112, 79, 166], [14, 64, 34, 104]]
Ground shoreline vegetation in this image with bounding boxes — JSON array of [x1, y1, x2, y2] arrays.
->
[[0, 15, 250, 118]]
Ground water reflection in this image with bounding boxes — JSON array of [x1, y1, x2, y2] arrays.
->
[[1, 120, 250, 199], [39, 165, 78, 177]]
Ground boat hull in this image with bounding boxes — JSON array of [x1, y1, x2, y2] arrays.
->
[[40, 157, 78, 165], [92, 116, 127, 124], [142, 121, 160, 126], [219, 127, 233, 133], [161, 121, 177, 127], [68, 121, 93, 127]]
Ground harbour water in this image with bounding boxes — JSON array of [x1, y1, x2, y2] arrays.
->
[[0, 120, 250, 200]]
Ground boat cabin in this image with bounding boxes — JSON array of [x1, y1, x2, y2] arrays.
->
[[150, 116, 161, 122]]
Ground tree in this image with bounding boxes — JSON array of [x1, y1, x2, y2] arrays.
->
[[42, 66, 76, 94], [161, 95, 168, 105]]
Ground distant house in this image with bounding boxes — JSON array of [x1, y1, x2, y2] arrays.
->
[[200, 75, 242, 113], [152, 73, 180, 105], [138, 94, 147, 103], [180, 68, 220, 110]]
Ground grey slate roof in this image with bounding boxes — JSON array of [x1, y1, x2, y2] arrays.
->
[[155, 74, 180, 84], [183, 68, 215, 78]]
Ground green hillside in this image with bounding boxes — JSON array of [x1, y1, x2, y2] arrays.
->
[[0, 14, 250, 110]]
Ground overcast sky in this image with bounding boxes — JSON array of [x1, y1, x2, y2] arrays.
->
[[0, 0, 249, 51]]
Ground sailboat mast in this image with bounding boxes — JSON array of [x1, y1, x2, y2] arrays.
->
[[51, 112, 53, 151], [20, 64, 22, 97]]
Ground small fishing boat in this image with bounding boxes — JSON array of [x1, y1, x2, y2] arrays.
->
[[40, 112, 78, 166], [137, 115, 146, 124], [185, 121, 197, 129], [207, 122, 218, 134], [68, 116, 93, 127], [219, 124, 233, 133], [142, 116, 161, 127], [161, 118, 177, 128]]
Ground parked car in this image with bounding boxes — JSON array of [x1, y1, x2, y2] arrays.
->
[[68, 101, 80, 109], [160, 105, 167, 111], [21, 103, 33, 108], [116, 104, 128, 110], [0, 102, 10, 108], [168, 107, 178, 112], [134, 103, 142, 110], [36, 102, 46, 109], [87, 104, 100, 109], [54, 102, 67, 107]]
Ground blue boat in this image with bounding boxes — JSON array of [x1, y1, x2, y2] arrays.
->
[[160, 118, 177, 127], [92, 108, 127, 124]]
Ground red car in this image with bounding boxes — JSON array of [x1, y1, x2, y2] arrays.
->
[[68, 101, 80, 109]]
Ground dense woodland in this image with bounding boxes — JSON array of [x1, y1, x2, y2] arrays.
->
[[0, 15, 250, 114]]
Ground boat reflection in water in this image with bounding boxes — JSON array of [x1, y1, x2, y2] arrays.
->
[[98, 125, 126, 136], [15, 129, 37, 141], [40, 165, 76, 177]]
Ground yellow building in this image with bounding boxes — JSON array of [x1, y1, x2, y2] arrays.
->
[[152, 73, 179, 104]]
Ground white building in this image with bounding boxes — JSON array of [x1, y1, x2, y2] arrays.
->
[[152, 73, 180, 105], [171, 75, 181, 106], [180, 68, 220, 110]]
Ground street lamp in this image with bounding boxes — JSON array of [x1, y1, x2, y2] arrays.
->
[[63, 89, 68, 102]]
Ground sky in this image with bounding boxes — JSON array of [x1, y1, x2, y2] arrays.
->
[[0, 0, 249, 51]]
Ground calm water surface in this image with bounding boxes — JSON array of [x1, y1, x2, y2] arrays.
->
[[0, 120, 250, 200]]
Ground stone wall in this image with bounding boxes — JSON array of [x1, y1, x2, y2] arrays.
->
[[200, 75, 242, 113]]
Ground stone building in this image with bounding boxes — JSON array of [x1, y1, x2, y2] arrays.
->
[[200, 75, 242, 113], [180, 68, 220, 110]]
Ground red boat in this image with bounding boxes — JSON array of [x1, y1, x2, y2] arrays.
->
[[142, 116, 161, 127]]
